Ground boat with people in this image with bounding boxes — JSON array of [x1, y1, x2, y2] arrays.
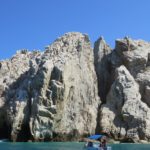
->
[[84, 134, 112, 150]]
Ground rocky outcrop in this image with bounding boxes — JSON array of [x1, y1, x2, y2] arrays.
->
[[0, 32, 99, 141], [100, 65, 150, 141], [1, 33, 150, 142], [0, 50, 42, 141], [94, 37, 112, 102], [96, 37, 150, 142]]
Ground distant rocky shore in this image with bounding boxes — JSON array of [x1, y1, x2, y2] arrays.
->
[[0, 32, 150, 143]]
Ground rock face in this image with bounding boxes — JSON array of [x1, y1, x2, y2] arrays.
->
[[94, 37, 112, 102], [96, 37, 150, 142], [1, 33, 150, 142], [100, 65, 150, 141], [0, 32, 99, 141]]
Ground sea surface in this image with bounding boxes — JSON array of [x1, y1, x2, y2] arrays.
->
[[0, 142, 150, 150]]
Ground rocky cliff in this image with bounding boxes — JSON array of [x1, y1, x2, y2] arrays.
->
[[95, 37, 150, 142], [0, 32, 150, 142], [0, 33, 99, 141]]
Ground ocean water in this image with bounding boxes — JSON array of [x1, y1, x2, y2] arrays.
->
[[0, 142, 150, 150]]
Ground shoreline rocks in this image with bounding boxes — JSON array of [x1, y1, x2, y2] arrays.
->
[[0, 33, 150, 142]]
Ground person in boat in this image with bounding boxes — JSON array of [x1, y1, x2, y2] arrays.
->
[[100, 136, 107, 150]]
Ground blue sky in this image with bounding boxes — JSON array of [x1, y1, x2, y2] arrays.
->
[[0, 0, 150, 60]]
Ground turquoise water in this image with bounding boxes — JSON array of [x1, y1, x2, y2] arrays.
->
[[0, 142, 150, 150]]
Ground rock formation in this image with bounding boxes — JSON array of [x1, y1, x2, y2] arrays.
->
[[94, 37, 112, 103], [95, 37, 150, 142], [0, 32, 99, 141], [0, 33, 150, 142]]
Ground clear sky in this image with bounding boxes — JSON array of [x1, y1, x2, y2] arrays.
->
[[0, 0, 150, 60]]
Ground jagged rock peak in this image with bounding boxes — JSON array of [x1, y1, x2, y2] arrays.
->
[[44, 32, 90, 54], [111, 37, 150, 78], [94, 36, 112, 102], [0, 32, 100, 142], [1, 33, 150, 143], [97, 36, 150, 142], [94, 36, 111, 57], [115, 37, 150, 52]]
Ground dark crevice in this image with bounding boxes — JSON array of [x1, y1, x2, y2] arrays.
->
[[50, 66, 63, 82], [0, 120, 11, 140], [16, 123, 32, 142], [95, 104, 101, 134], [93, 38, 112, 104]]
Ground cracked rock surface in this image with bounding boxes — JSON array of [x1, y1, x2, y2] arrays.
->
[[1, 33, 150, 142], [95, 37, 150, 142], [0, 32, 99, 141]]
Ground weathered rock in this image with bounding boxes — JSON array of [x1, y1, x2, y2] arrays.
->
[[94, 37, 112, 102], [29, 32, 100, 141], [100, 65, 150, 141], [136, 67, 150, 106], [114, 37, 150, 77], [0, 32, 99, 141], [1, 34, 150, 143], [0, 50, 41, 141], [96, 38, 150, 142], [111, 38, 150, 112]]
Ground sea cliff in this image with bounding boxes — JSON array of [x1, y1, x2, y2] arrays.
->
[[0, 32, 150, 142]]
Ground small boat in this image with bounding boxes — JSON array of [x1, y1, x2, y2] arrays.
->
[[84, 144, 111, 150], [84, 134, 112, 150]]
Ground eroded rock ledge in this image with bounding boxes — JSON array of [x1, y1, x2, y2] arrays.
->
[[0, 32, 150, 142]]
